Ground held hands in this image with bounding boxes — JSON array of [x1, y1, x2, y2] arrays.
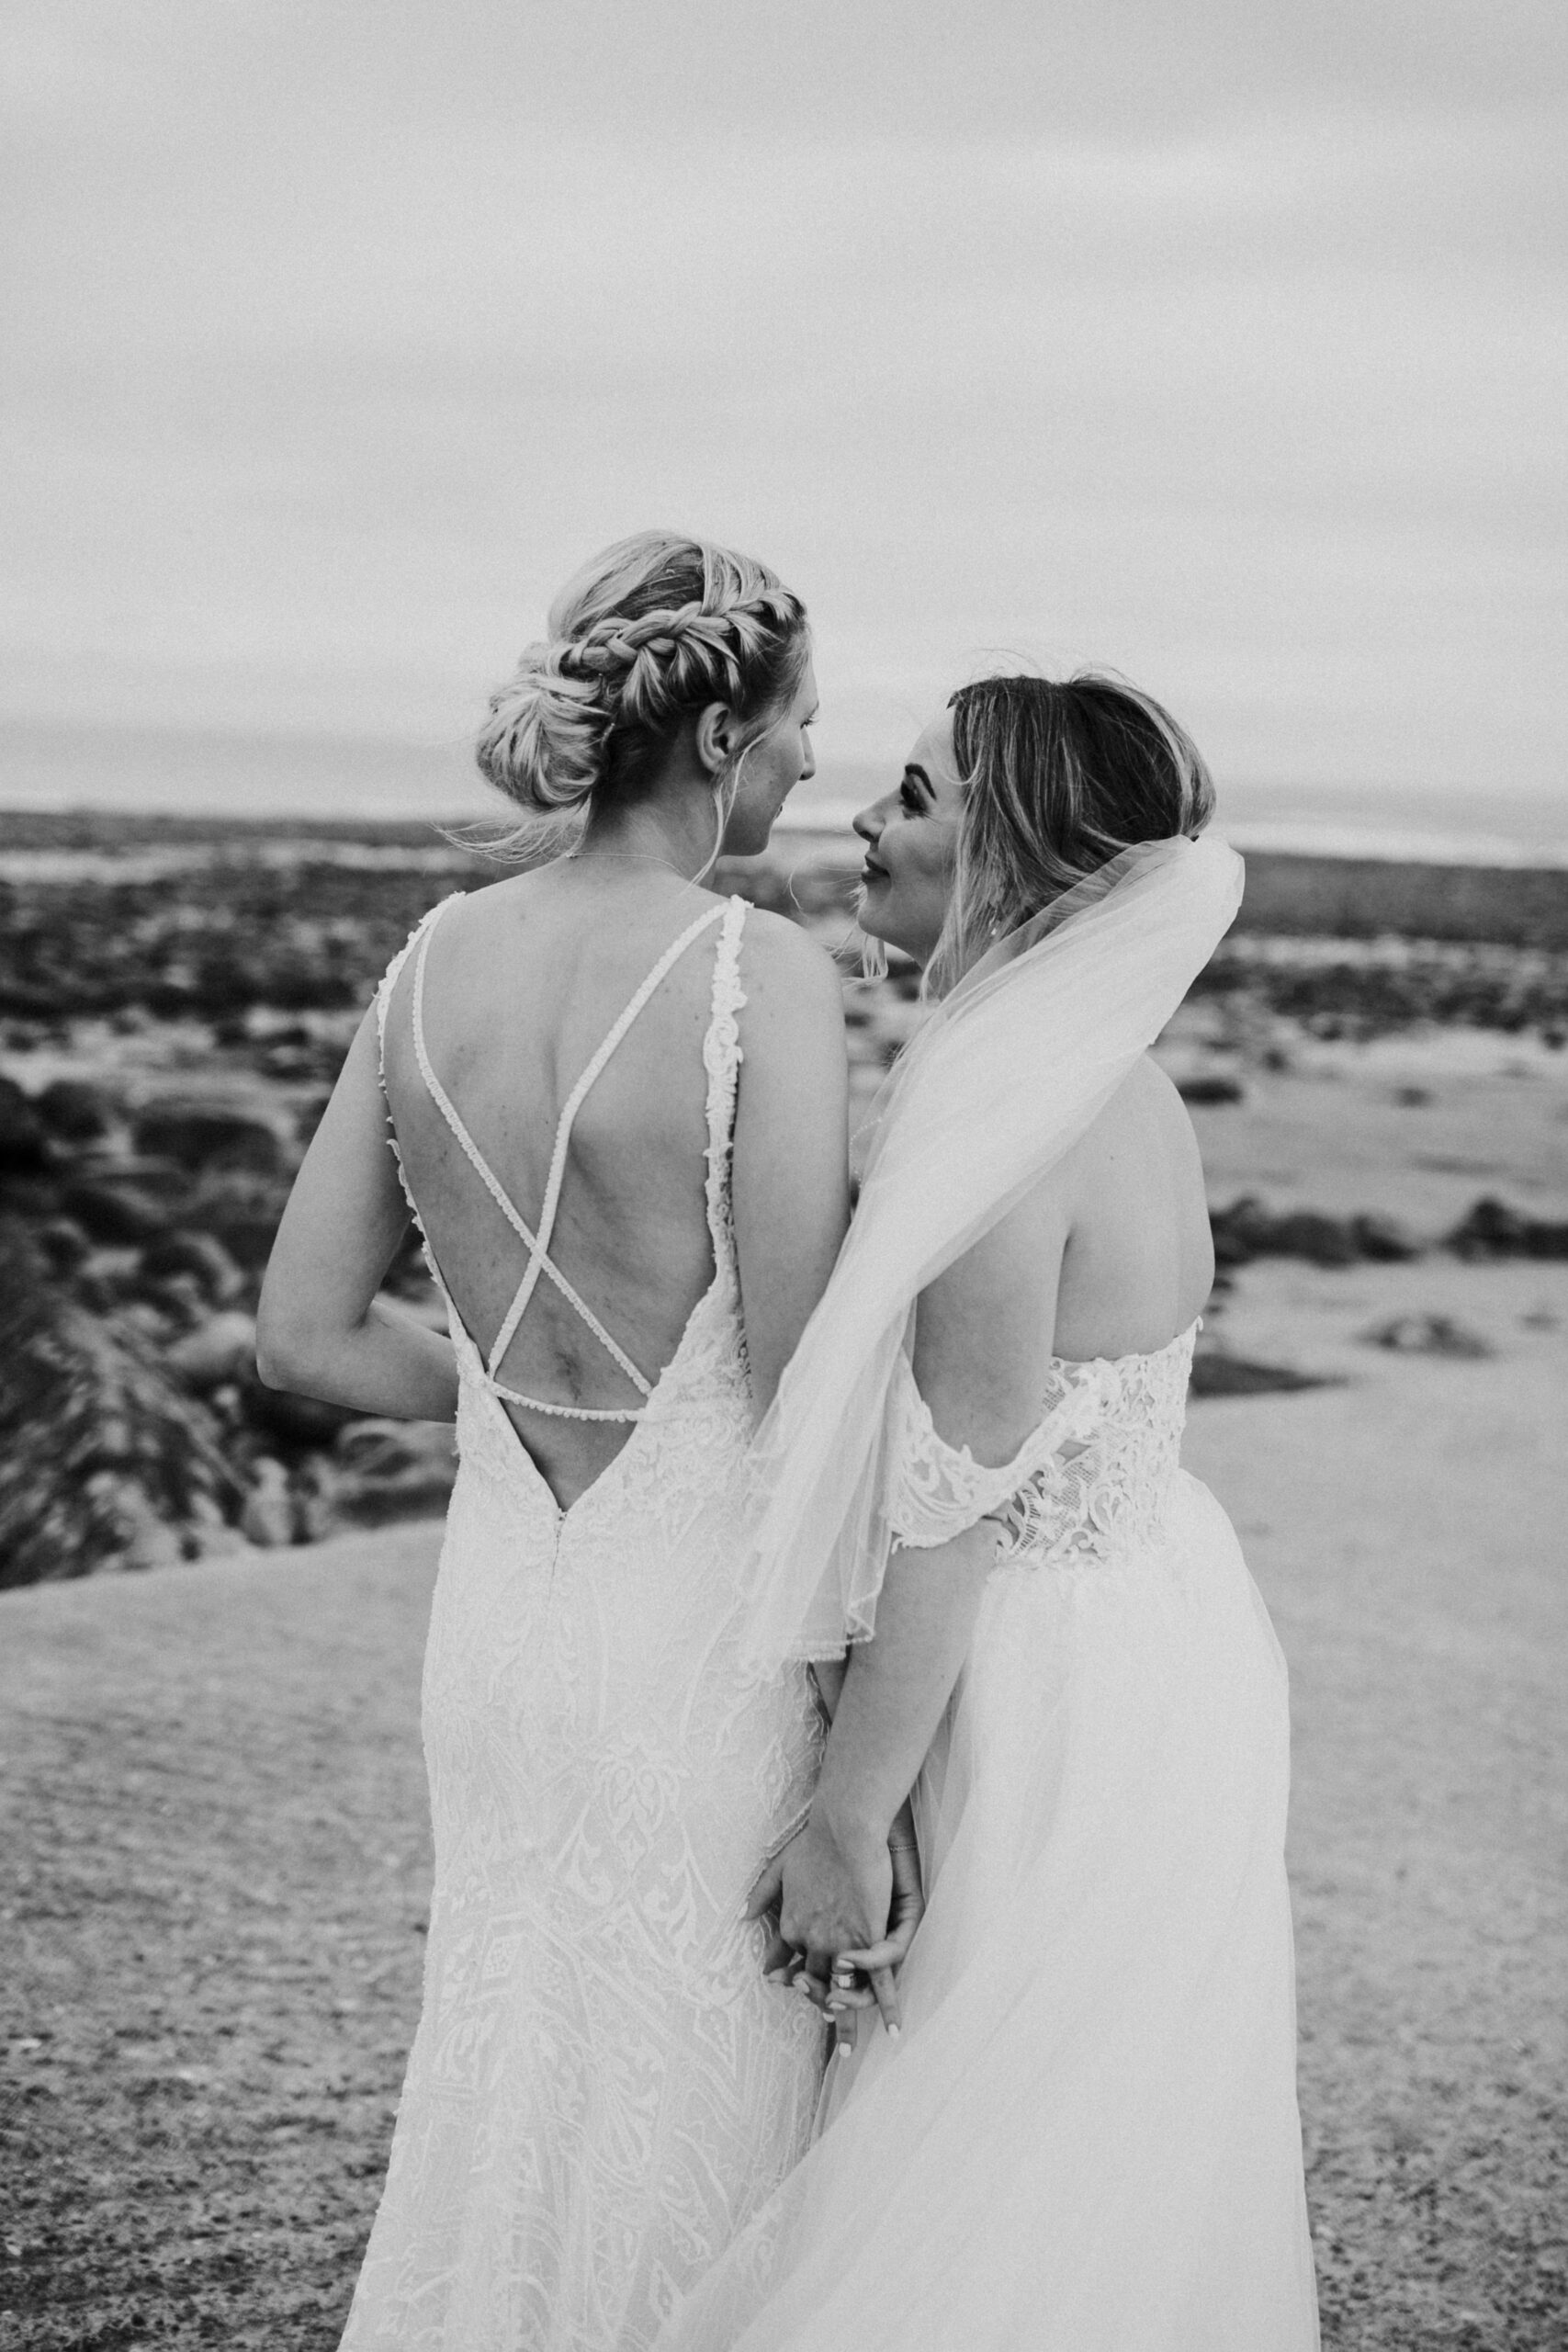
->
[[829, 1829, 925, 2026], [746, 1804, 925, 2041]]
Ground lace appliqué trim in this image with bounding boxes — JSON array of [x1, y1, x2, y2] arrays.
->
[[702, 898, 749, 1254], [886, 1325, 1198, 1571], [886, 1350, 1105, 1553]]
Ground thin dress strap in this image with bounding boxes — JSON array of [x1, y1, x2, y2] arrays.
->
[[409, 897, 728, 1422], [481, 900, 727, 1379], [700, 897, 749, 1261]]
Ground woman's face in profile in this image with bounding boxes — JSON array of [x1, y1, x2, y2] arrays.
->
[[722, 656, 819, 858], [852, 709, 964, 965]]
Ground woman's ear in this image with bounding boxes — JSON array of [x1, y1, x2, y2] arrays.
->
[[694, 700, 742, 777]]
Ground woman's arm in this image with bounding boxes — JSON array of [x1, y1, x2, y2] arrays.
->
[[776, 1191, 1067, 2010], [255, 1009, 458, 1420], [730, 914, 852, 1413]]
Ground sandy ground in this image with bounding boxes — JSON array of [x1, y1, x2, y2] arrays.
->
[[1189, 1258, 1568, 2347], [1172, 1027, 1568, 1230], [3, 1259, 1565, 2350]]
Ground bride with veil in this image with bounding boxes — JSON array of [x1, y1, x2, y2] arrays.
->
[[659, 674, 1320, 2350]]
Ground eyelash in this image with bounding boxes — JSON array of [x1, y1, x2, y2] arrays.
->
[[899, 785, 922, 815]]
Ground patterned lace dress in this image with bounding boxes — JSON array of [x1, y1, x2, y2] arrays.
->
[[339, 894, 826, 2352], [659, 1323, 1320, 2350]]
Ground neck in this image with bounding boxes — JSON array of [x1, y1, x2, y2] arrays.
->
[[576, 787, 723, 884]]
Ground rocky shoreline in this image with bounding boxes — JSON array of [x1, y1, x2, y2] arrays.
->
[[3, 815, 1565, 1587]]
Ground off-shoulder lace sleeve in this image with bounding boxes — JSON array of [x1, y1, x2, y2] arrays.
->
[[884, 1349, 1105, 1551]]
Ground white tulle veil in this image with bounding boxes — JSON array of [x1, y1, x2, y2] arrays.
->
[[733, 830, 1245, 1679]]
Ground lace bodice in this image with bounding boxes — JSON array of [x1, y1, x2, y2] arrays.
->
[[886, 1323, 1197, 1570]]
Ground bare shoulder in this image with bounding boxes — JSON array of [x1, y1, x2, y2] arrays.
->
[[736, 908, 846, 1024], [1098, 1052, 1199, 1143]]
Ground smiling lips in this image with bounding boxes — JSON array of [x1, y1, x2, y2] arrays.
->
[[861, 857, 888, 884]]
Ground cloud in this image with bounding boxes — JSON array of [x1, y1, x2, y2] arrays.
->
[[1, 0, 1563, 794]]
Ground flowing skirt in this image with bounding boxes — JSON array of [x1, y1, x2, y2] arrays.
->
[[657, 1472, 1320, 2351], [338, 1404, 828, 2352]]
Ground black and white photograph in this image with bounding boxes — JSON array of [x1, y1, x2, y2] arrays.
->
[[2, 5, 1564, 2348]]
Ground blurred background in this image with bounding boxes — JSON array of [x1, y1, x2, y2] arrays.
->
[[2, 6, 1565, 2347]]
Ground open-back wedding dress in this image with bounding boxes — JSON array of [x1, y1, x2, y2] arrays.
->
[[339, 892, 826, 2352]]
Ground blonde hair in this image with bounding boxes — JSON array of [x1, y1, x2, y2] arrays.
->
[[474, 532, 809, 856], [926, 673, 1215, 995]]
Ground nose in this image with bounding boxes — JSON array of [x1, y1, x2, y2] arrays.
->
[[852, 795, 886, 846], [799, 730, 817, 784]]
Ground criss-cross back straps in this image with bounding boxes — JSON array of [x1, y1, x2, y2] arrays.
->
[[410, 896, 728, 1407]]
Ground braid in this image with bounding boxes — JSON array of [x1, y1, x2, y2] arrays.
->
[[557, 589, 805, 733], [472, 532, 809, 847]]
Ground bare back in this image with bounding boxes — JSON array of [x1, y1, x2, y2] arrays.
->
[[1053, 1057, 1213, 1361], [913, 1057, 1213, 1452], [380, 865, 849, 1508]]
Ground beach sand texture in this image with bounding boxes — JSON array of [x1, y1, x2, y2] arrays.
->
[[3, 813, 1566, 2343], [3, 1255, 1565, 2350]]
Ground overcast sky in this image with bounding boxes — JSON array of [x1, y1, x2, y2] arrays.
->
[[3, 0, 1564, 800]]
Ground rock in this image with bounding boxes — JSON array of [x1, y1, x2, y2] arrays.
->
[[73, 1151, 190, 1200], [192, 1207, 282, 1270], [36, 1216, 92, 1275], [1208, 1195, 1273, 1269], [239, 1366, 356, 1449], [1446, 1196, 1568, 1261], [80, 1471, 186, 1571], [1209, 1197, 1365, 1269], [0, 1077, 49, 1173], [1348, 1212, 1423, 1262], [163, 1311, 258, 1391], [55, 1177, 172, 1246], [184, 1175, 286, 1270], [121, 1299, 179, 1347], [1361, 1314, 1494, 1360], [290, 1453, 341, 1544], [0, 1172, 60, 1223], [331, 1417, 457, 1526], [34, 1078, 112, 1143], [130, 1099, 286, 1178], [1189, 1350, 1337, 1398], [293, 1091, 333, 1147], [147, 1269, 212, 1327], [1448, 1195, 1531, 1258], [138, 1228, 247, 1306], [1267, 1210, 1359, 1267], [1176, 1073, 1246, 1106], [239, 1456, 295, 1546]]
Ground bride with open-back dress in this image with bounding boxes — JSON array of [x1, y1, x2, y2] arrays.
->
[[257, 534, 845, 2350]]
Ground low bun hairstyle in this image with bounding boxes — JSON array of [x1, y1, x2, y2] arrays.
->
[[475, 532, 809, 853], [928, 673, 1215, 994]]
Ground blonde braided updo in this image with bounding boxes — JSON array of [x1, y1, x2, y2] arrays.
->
[[476, 533, 809, 846]]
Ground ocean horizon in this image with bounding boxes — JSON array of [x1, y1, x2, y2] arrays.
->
[[3, 717, 1566, 870]]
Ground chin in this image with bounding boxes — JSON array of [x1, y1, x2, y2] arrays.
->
[[852, 881, 894, 946], [721, 816, 773, 861]]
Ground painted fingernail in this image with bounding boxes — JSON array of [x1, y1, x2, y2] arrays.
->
[[886, 2023, 902, 2041]]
